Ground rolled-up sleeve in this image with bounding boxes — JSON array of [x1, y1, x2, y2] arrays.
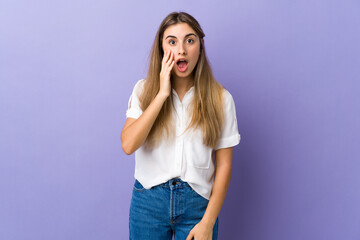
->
[[214, 90, 241, 150], [126, 79, 145, 119]]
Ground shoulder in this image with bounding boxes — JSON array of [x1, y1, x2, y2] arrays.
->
[[221, 87, 235, 104], [134, 78, 146, 89], [220, 88, 237, 117], [132, 78, 146, 95]]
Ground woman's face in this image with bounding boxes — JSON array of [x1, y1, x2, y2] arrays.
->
[[162, 23, 202, 78]]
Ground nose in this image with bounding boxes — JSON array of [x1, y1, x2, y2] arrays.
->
[[178, 43, 186, 55]]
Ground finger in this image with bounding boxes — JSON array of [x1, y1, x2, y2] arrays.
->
[[185, 232, 194, 240], [166, 56, 175, 70], [165, 51, 172, 64], [169, 59, 175, 69], [167, 51, 174, 65], [162, 50, 168, 64]]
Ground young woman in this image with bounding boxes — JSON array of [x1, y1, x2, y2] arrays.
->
[[121, 11, 241, 240]]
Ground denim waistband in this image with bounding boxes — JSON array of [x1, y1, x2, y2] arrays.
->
[[157, 178, 191, 188]]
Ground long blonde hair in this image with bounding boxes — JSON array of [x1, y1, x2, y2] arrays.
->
[[139, 11, 225, 149]]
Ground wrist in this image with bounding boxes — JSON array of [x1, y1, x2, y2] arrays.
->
[[157, 91, 169, 101], [201, 217, 216, 228]]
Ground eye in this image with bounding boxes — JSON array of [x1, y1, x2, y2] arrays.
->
[[169, 40, 176, 45], [187, 38, 194, 43]]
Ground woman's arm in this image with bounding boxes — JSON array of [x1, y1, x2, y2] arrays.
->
[[121, 93, 169, 155], [121, 50, 175, 155], [202, 147, 233, 225], [186, 147, 233, 239]]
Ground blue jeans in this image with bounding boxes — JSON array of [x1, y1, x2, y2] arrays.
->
[[129, 178, 219, 240]]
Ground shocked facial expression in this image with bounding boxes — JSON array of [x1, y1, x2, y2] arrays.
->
[[162, 23, 202, 77]]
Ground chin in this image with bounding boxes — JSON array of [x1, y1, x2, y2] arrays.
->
[[174, 72, 191, 78]]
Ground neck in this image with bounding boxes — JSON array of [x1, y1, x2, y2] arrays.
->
[[171, 74, 194, 93]]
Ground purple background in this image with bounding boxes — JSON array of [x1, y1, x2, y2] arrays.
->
[[1, 1, 359, 239]]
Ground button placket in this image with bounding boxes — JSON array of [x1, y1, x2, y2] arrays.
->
[[173, 88, 193, 172], [175, 102, 184, 169]]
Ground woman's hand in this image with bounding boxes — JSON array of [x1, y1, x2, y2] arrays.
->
[[159, 49, 175, 97], [186, 220, 214, 240]]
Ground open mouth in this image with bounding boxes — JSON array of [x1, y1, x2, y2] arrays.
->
[[176, 59, 189, 72]]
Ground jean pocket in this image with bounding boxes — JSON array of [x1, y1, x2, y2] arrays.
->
[[190, 187, 209, 202], [133, 179, 146, 192]]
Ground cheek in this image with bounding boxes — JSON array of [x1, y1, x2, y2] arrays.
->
[[162, 43, 168, 52], [163, 46, 173, 54], [189, 47, 200, 59], [190, 51, 200, 63]]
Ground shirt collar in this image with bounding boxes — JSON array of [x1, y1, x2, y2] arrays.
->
[[172, 85, 194, 95], [172, 86, 194, 105]]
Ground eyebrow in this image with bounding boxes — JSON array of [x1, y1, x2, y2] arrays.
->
[[165, 33, 197, 40]]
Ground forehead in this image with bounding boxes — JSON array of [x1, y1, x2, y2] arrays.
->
[[163, 23, 197, 39]]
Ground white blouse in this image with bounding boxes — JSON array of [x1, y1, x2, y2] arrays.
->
[[125, 79, 241, 200]]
